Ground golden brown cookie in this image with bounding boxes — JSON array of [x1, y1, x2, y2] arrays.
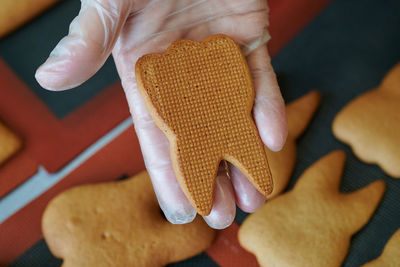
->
[[0, 0, 60, 38], [0, 121, 22, 165], [238, 151, 385, 267], [333, 63, 400, 178], [266, 90, 321, 198], [135, 34, 272, 216], [42, 171, 216, 267], [363, 229, 400, 267]]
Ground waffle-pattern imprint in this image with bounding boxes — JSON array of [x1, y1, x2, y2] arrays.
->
[[135, 34, 272, 216]]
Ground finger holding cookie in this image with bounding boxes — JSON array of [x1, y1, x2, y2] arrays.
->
[[203, 168, 237, 229], [35, 0, 287, 228]]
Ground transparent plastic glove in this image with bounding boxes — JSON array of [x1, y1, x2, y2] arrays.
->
[[35, 0, 288, 229]]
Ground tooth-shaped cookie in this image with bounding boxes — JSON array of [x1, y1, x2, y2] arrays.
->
[[266, 90, 321, 198], [333, 62, 400, 178], [0, 120, 21, 165], [42, 171, 216, 267], [135, 34, 272, 215], [363, 229, 400, 267], [238, 151, 385, 267]]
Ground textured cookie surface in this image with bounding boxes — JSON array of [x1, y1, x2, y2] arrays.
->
[[238, 151, 385, 267], [363, 229, 400, 267], [42, 171, 216, 267], [266, 90, 320, 198], [333, 62, 400, 178], [0, 0, 59, 38], [135, 34, 272, 215], [0, 121, 21, 165]]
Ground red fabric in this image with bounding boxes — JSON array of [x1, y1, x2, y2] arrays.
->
[[268, 0, 332, 56], [206, 222, 259, 267], [0, 61, 130, 197]]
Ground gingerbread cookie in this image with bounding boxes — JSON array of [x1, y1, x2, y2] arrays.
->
[[266, 90, 320, 198], [42, 171, 216, 267], [0, 120, 21, 165], [135, 34, 272, 216], [0, 0, 60, 38], [333, 63, 400, 178], [363, 229, 400, 267], [238, 151, 385, 267]]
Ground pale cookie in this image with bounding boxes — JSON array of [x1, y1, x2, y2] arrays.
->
[[363, 229, 400, 267], [0, 0, 60, 38], [266, 90, 321, 198], [238, 151, 385, 267], [333, 63, 400, 178], [42, 171, 216, 267], [0, 121, 22, 165], [135, 34, 272, 216]]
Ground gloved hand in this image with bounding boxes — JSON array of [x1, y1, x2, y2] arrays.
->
[[35, 0, 287, 229]]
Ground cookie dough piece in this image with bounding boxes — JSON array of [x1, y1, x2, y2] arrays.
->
[[363, 229, 400, 267], [0, 0, 60, 38], [238, 151, 385, 267], [333, 63, 400, 178], [0, 121, 22, 165], [42, 171, 216, 267], [135, 34, 272, 215]]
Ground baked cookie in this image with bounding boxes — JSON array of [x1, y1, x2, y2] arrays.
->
[[266, 90, 321, 198], [238, 151, 385, 267], [363, 229, 400, 267], [42, 171, 216, 267], [135, 34, 272, 215], [0, 0, 60, 38], [333, 63, 400, 178], [0, 120, 22, 165]]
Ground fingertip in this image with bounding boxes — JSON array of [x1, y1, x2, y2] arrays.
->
[[261, 121, 287, 152], [35, 36, 92, 91], [203, 175, 236, 229], [161, 205, 197, 224], [35, 0, 133, 92], [230, 165, 266, 213], [203, 214, 235, 230], [254, 97, 288, 152], [35, 64, 80, 91], [237, 194, 265, 213], [150, 170, 198, 225], [35, 68, 53, 91], [156, 190, 197, 224]]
